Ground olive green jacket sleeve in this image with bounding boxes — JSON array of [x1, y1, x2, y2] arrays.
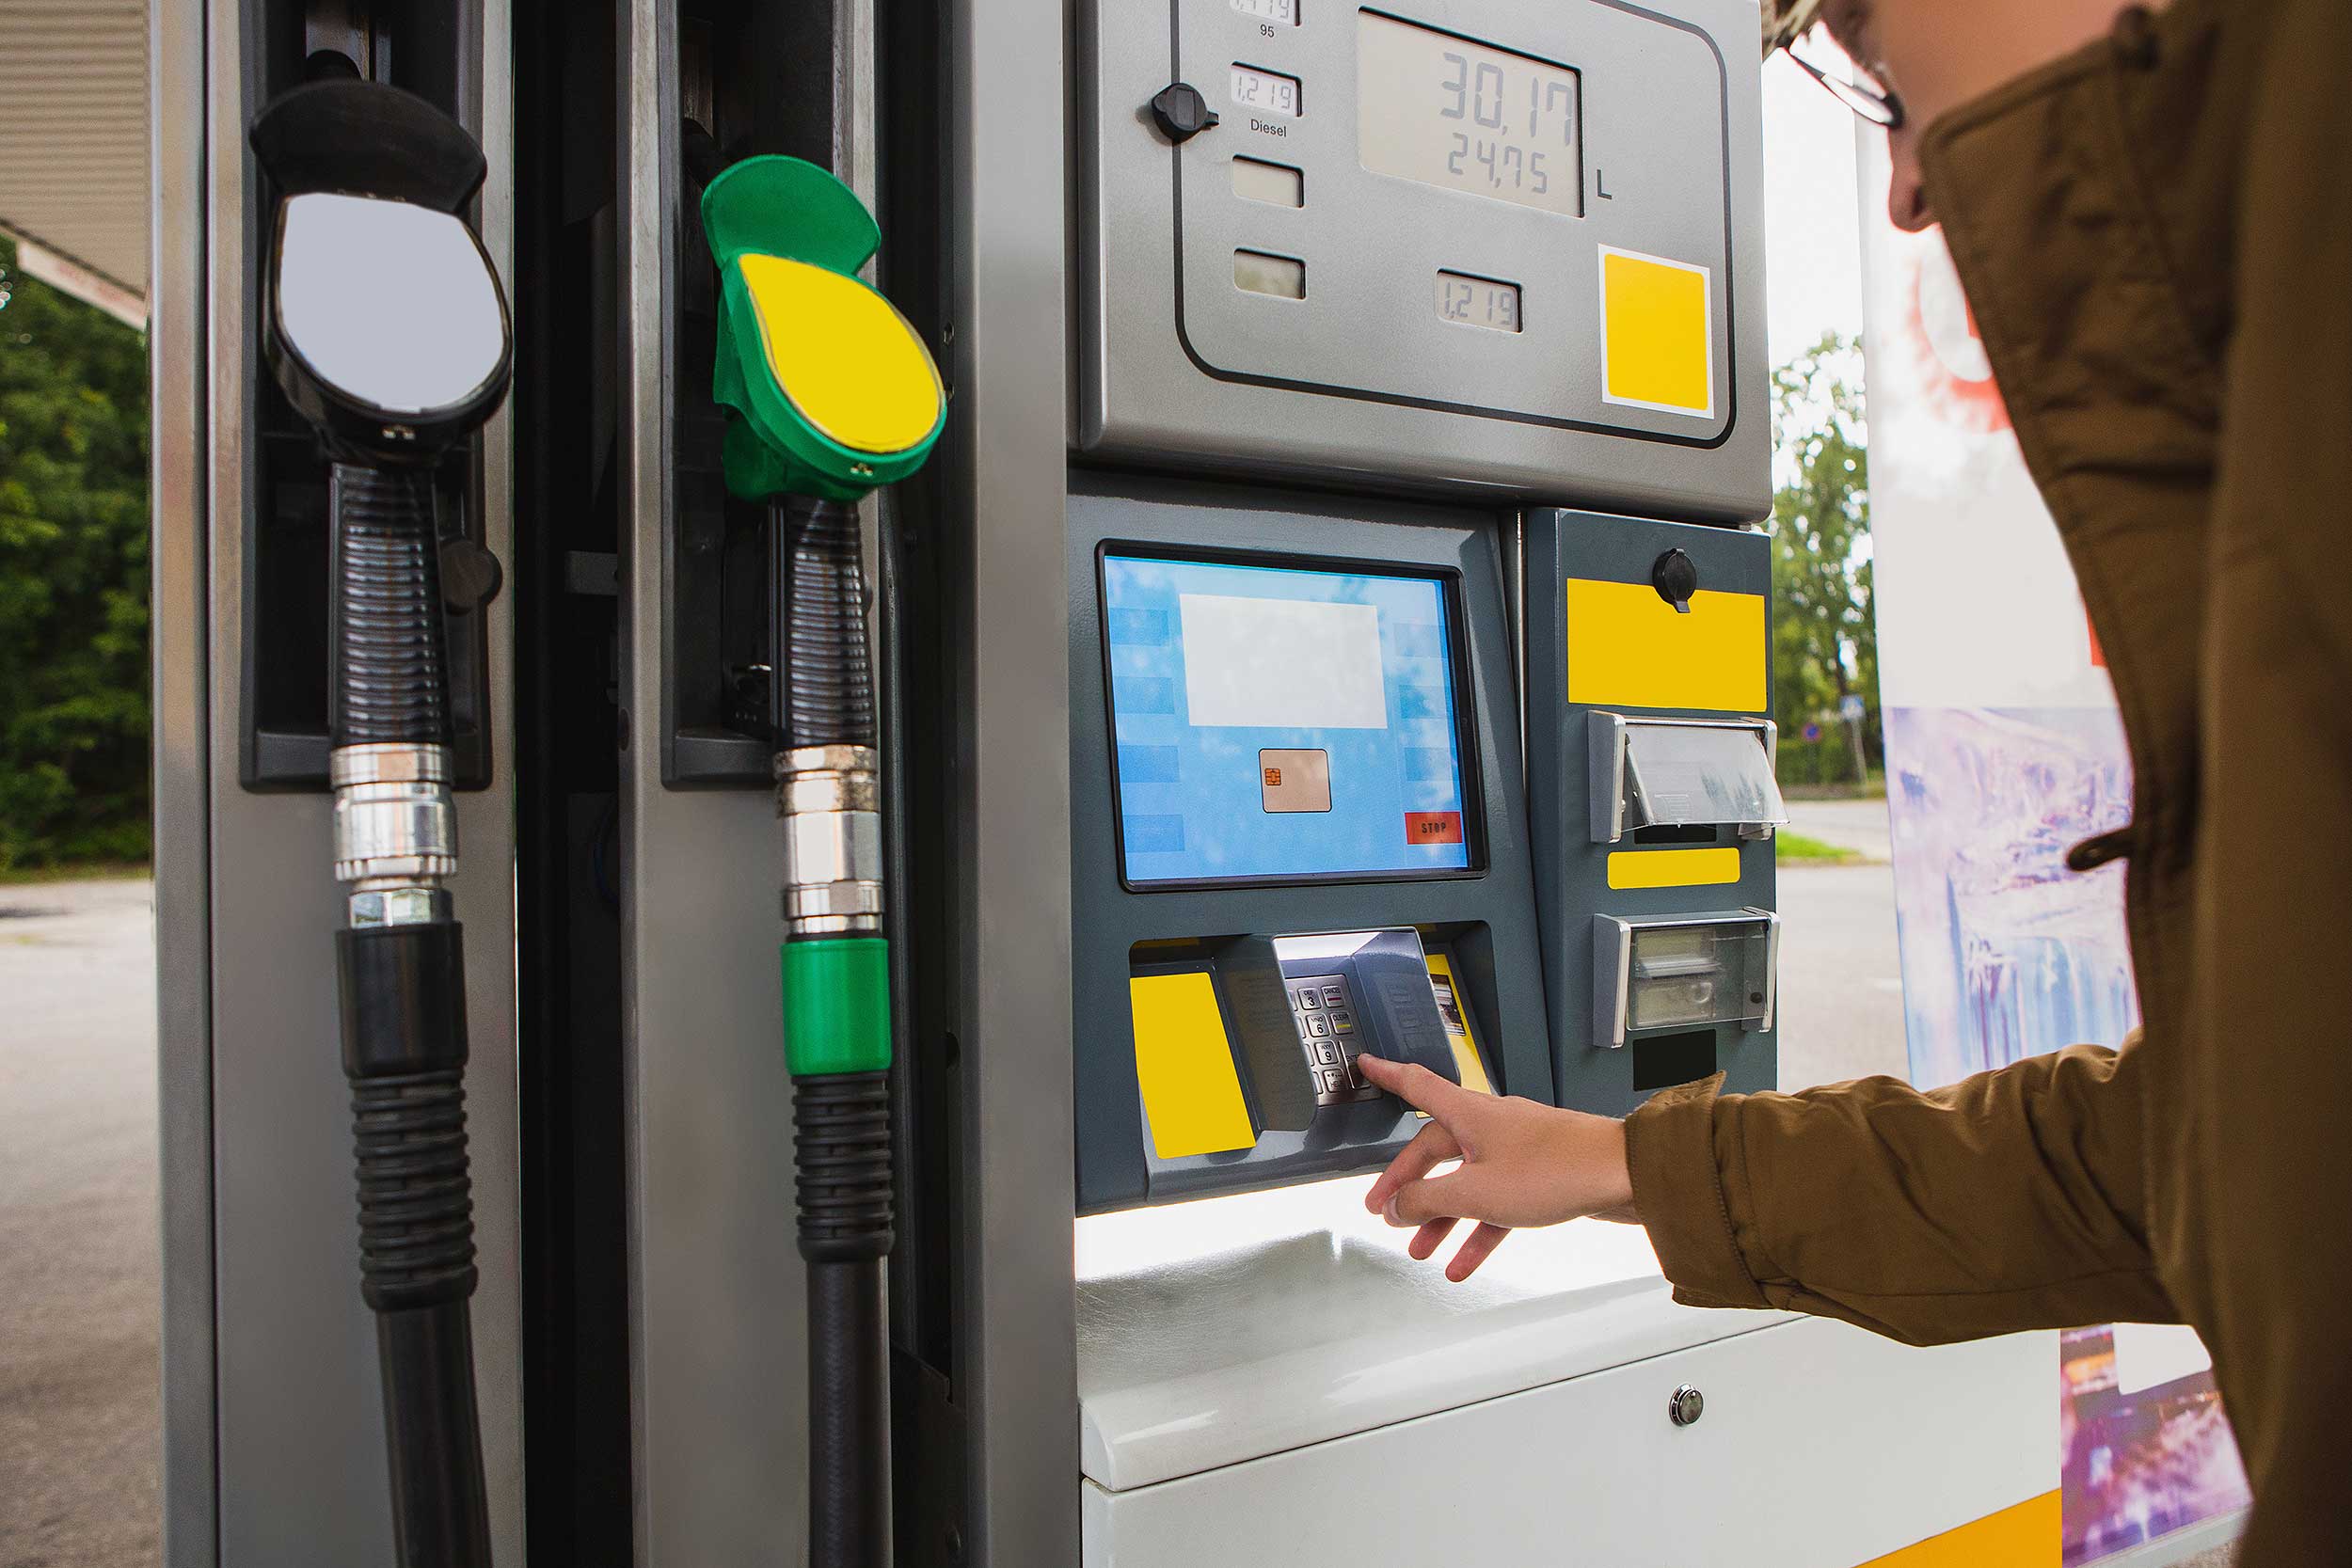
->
[[1624, 1043, 2181, 1345]]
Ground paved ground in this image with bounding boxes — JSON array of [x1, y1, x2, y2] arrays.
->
[[0, 878, 160, 1567], [1773, 858, 1911, 1090]]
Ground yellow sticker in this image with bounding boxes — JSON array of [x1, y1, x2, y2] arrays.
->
[[1599, 246, 1713, 418], [1424, 952, 1494, 1096], [1565, 578, 1765, 713], [1128, 972, 1255, 1160], [737, 253, 943, 455], [1607, 847, 1742, 890]]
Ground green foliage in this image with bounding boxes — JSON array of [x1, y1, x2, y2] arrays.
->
[[0, 238, 151, 868], [1770, 331, 1878, 784], [1773, 831, 1860, 864]]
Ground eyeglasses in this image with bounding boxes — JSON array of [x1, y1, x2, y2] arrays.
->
[[1785, 42, 1906, 129]]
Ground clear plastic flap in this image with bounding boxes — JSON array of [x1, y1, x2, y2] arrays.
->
[[1593, 910, 1780, 1048], [1621, 721, 1787, 831]]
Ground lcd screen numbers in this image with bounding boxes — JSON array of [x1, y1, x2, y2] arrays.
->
[[1357, 9, 1582, 218], [1232, 0, 1299, 23], [1232, 63, 1303, 117], [1436, 271, 1521, 332]]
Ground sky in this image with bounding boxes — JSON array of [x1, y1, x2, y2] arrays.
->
[[1759, 45, 1869, 367]]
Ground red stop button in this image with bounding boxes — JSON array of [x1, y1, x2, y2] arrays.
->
[[1405, 811, 1464, 846]]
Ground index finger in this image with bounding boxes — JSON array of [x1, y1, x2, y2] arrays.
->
[[1354, 1054, 1480, 1123]]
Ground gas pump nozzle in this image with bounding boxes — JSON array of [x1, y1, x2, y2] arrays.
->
[[250, 70, 513, 1568], [698, 152, 946, 1568]]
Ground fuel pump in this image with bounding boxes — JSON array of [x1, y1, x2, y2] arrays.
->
[[696, 150, 946, 1568], [248, 61, 512, 1568]]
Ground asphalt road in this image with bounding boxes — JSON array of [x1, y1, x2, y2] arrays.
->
[[1774, 858, 1911, 1091], [0, 878, 159, 1567]]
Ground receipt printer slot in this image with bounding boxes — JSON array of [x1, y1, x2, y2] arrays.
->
[[1595, 910, 1779, 1050], [1590, 712, 1787, 844]]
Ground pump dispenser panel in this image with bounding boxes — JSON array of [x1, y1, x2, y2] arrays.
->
[[1071, 483, 1552, 1212], [1525, 509, 1779, 1113]]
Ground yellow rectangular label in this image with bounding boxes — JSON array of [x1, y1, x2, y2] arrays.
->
[[1424, 952, 1494, 1096], [1606, 847, 1741, 890], [1855, 1491, 2059, 1567], [1129, 972, 1256, 1160], [1565, 578, 1765, 713], [1600, 247, 1713, 416]]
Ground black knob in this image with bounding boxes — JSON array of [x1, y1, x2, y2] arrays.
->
[[439, 537, 504, 613], [1651, 548, 1699, 614], [1150, 83, 1220, 144]]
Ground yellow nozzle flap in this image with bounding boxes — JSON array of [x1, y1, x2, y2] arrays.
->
[[737, 252, 944, 455]]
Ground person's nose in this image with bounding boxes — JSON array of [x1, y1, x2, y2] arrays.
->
[[1886, 127, 1935, 232]]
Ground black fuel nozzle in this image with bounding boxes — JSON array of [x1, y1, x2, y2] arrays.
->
[[250, 72, 513, 1568]]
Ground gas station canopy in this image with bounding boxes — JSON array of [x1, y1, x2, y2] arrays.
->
[[0, 0, 149, 323]]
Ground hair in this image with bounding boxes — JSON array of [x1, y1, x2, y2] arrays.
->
[[1760, 0, 1829, 58]]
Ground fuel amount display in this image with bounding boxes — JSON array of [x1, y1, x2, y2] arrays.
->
[[1356, 9, 1583, 217]]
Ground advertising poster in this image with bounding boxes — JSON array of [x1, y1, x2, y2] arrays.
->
[[1855, 141, 2249, 1562]]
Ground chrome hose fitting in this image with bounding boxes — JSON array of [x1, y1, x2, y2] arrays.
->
[[332, 742, 457, 923], [777, 743, 883, 937]]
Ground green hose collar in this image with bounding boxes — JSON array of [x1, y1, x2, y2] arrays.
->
[[782, 936, 894, 1078]]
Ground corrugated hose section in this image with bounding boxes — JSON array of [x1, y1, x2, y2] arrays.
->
[[332, 463, 453, 748], [352, 1067, 479, 1311], [781, 495, 876, 750]]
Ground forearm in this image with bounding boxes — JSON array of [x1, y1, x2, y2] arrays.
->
[[1627, 1043, 2178, 1345]]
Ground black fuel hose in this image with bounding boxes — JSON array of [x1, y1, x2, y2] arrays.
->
[[331, 461, 492, 1568], [780, 494, 894, 1568], [780, 494, 877, 749], [333, 466, 453, 746], [797, 1072, 894, 1567]]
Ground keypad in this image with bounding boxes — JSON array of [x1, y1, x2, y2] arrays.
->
[[1288, 974, 1380, 1106]]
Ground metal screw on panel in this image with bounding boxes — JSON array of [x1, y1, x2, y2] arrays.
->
[[1668, 1385, 1706, 1427]]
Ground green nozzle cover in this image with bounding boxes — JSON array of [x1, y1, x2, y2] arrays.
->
[[702, 155, 945, 503], [782, 937, 894, 1079]]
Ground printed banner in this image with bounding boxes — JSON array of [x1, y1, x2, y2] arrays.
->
[[1855, 136, 2248, 1563]]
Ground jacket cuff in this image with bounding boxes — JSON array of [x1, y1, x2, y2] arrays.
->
[[1625, 1072, 1769, 1309]]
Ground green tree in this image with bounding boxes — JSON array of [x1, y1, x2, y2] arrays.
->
[[0, 238, 151, 868], [1770, 331, 1877, 784]]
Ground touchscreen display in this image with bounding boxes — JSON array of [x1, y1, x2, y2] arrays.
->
[[1102, 554, 1474, 885]]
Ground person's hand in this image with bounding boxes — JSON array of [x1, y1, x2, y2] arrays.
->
[[1356, 1054, 1638, 1281]]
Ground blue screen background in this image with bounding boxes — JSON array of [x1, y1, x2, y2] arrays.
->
[[1102, 555, 1473, 883]]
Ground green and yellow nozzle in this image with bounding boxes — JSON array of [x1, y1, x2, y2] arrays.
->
[[701, 153, 943, 1568], [706, 153, 945, 502]]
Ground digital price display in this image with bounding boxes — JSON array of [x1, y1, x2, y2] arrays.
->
[[1231, 62, 1303, 117], [1232, 0, 1299, 24], [1357, 10, 1583, 217], [1436, 271, 1520, 332]]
